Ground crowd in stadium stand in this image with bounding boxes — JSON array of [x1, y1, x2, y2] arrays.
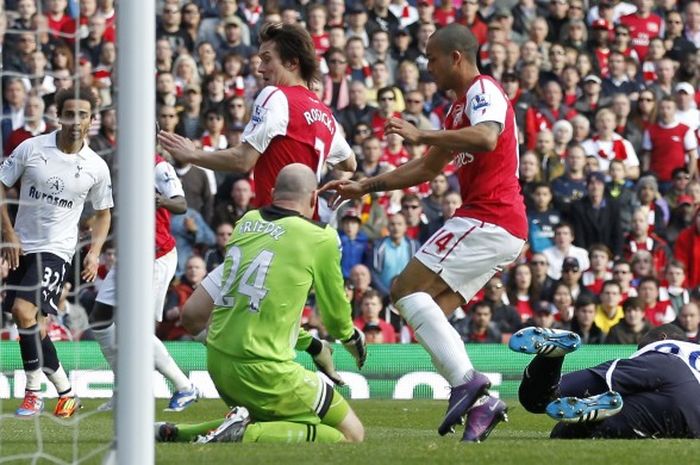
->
[[2, 0, 700, 346]]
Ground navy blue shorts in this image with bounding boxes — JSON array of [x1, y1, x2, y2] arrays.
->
[[2, 252, 68, 316]]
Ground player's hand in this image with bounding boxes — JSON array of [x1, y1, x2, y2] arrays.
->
[[1, 228, 22, 270], [158, 131, 197, 164], [155, 192, 164, 209], [384, 117, 422, 145], [318, 180, 365, 210], [342, 328, 367, 369], [312, 340, 346, 386], [81, 251, 100, 282]]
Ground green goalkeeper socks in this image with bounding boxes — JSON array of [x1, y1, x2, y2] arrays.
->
[[172, 419, 344, 443], [174, 419, 226, 442], [243, 422, 344, 443]]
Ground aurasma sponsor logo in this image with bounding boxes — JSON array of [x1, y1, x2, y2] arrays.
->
[[0, 371, 502, 400]]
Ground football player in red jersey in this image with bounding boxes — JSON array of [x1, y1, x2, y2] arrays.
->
[[321, 23, 526, 443], [158, 22, 357, 208], [157, 22, 358, 395]]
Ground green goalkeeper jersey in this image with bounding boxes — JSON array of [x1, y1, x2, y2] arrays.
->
[[207, 205, 354, 362]]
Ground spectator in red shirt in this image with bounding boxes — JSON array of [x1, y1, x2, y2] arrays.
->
[[370, 86, 402, 140], [458, 0, 487, 45], [582, 244, 613, 295], [525, 80, 577, 150], [44, 0, 71, 39], [307, 3, 330, 57], [588, 18, 613, 77], [507, 263, 541, 324], [642, 96, 699, 187], [624, 208, 672, 275], [674, 207, 700, 288], [619, 0, 663, 60], [638, 276, 676, 327], [4, 94, 46, 155], [382, 132, 409, 168], [353, 289, 397, 343]]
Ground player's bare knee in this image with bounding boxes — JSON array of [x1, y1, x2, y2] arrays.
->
[[11, 302, 37, 328], [336, 408, 364, 442], [342, 420, 364, 443]]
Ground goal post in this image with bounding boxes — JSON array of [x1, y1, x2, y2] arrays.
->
[[116, 0, 156, 463]]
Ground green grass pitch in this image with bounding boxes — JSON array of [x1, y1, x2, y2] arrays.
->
[[2, 399, 700, 464]]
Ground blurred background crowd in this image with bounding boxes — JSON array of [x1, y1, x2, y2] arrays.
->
[[1, 0, 700, 346]]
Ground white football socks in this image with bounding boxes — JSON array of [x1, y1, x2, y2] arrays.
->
[[152, 334, 192, 392], [25, 369, 43, 392], [92, 323, 117, 373], [395, 292, 474, 387], [47, 365, 73, 396]]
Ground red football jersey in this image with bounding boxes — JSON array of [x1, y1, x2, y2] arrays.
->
[[444, 75, 527, 239], [241, 85, 352, 207], [619, 13, 663, 60], [643, 122, 697, 181]]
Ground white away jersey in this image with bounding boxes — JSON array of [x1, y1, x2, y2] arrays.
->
[[0, 132, 113, 262]]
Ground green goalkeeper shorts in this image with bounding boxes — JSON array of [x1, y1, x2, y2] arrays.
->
[[207, 345, 349, 426]]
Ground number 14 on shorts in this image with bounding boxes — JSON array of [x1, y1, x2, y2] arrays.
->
[[423, 230, 457, 260]]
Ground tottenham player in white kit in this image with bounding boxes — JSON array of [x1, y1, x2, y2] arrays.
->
[[322, 24, 528, 442], [89, 152, 201, 412], [0, 88, 113, 418]]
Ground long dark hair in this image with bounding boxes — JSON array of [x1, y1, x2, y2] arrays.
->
[[258, 22, 320, 86]]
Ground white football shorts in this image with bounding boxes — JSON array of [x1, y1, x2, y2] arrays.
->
[[95, 248, 178, 322], [416, 216, 525, 300]]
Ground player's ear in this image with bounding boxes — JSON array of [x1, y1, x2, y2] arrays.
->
[[310, 189, 318, 211], [287, 57, 299, 71]]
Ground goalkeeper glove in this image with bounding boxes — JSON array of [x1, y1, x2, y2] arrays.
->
[[342, 328, 367, 369], [307, 338, 345, 386]]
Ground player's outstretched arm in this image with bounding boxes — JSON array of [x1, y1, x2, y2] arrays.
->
[[385, 117, 501, 154], [82, 208, 111, 282], [320, 146, 452, 209], [158, 131, 261, 173], [0, 183, 22, 270]]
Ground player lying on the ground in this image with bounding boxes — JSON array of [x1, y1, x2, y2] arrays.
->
[[155, 164, 366, 444], [510, 324, 700, 438]]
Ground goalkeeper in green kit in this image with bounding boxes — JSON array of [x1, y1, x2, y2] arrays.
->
[[155, 163, 366, 444]]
